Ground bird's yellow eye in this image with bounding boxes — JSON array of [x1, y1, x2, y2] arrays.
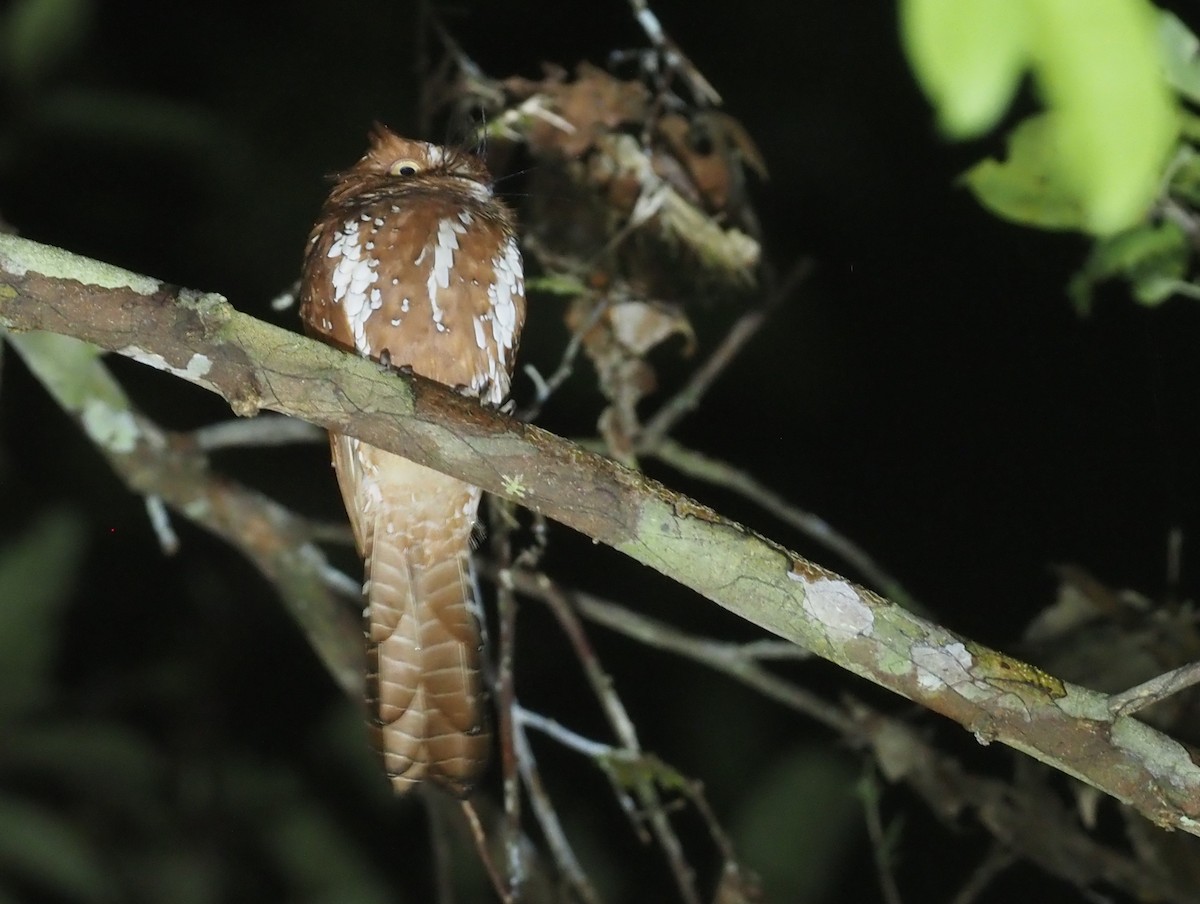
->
[[389, 159, 422, 177]]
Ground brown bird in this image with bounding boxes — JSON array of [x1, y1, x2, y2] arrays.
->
[[299, 124, 526, 796]]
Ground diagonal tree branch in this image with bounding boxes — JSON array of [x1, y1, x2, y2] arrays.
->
[[2, 233, 1198, 836]]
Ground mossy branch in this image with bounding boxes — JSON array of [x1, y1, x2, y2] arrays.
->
[[2, 233, 1197, 836]]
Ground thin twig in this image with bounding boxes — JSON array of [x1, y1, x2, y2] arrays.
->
[[531, 573, 702, 904], [949, 846, 1015, 904], [513, 717, 605, 904], [489, 505, 524, 895], [502, 568, 855, 736], [144, 494, 179, 554], [624, 0, 722, 105], [649, 439, 920, 611], [426, 795, 457, 904], [636, 257, 813, 451], [861, 769, 904, 904], [518, 293, 612, 422], [461, 800, 514, 904], [192, 415, 325, 451], [516, 706, 614, 759], [1108, 659, 1200, 717]]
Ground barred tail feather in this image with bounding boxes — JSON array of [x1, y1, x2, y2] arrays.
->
[[334, 435, 490, 796]]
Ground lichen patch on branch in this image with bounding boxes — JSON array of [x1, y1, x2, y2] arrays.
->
[[0, 234, 161, 295], [797, 576, 876, 641], [119, 346, 215, 385]]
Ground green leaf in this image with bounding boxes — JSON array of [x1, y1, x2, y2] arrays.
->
[[0, 794, 115, 902], [900, 0, 1029, 137], [961, 113, 1086, 230], [0, 511, 86, 715], [905, 0, 1180, 236], [1166, 145, 1200, 208], [1068, 220, 1191, 313], [1024, 0, 1178, 234], [0, 0, 94, 87], [1158, 10, 1200, 105]]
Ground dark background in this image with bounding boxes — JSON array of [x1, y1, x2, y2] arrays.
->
[[1, 1, 1197, 902]]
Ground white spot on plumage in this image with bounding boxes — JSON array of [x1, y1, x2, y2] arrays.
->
[[487, 236, 523, 370], [390, 317, 401, 326], [426, 216, 468, 330], [326, 218, 379, 355], [473, 316, 487, 351]]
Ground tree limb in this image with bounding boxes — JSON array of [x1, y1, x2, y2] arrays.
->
[[2, 233, 1198, 836]]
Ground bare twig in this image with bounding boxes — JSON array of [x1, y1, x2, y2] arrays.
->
[[518, 292, 612, 422], [193, 415, 324, 451], [461, 800, 515, 904], [650, 439, 919, 610], [426, 796, 457, 904], [512, 717, 604, 904], [623, 0, 722, 106], [516, 707, 613, 759], [949, 846, 1016, 904], [636, 257, 813, 452], [860, 770, 904, 904], [143, 493, 179, 554], [1108, 659, 1200, 717], [488, 506, 525, 895], [531, 572, 702, 903], [504, 570, 854, 735], [3, 326, 363, 698]]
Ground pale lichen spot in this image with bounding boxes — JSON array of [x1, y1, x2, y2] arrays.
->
[[912, 642, 974, 692], [801, 577, 874, 641], [119, 346, 214, 385]]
